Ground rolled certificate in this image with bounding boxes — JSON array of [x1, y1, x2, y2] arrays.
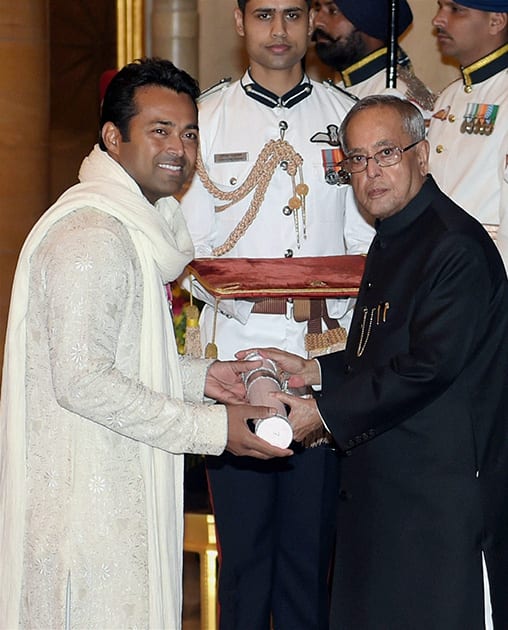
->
[[243, 352, 293, 448]]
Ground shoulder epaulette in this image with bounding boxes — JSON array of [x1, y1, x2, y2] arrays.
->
[[322, 79, 359, 103], [199, 77, 232, 101]]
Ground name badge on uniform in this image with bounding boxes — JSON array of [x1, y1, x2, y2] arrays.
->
[[214, 152, 249, 164]]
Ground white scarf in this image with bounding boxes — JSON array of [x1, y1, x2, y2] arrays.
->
[[0, 145, 194, 628]]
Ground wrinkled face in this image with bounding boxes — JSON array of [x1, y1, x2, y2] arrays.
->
[[235, 0, 312, 73], [432, 0, 499, 66], [311, 0, 366, 69], [103, 85, 198, 204], [344, 107, 429, 221]]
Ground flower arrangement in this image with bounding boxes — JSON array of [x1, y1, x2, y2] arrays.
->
[[170, 283, 189, 354]]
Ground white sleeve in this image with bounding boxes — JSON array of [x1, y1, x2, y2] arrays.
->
[[326, 186, 375, 328], [44, 223, 227, 455], [180, 168, 217, 257], [496, 139, 508, 272], [343, 185, 375, 255], [180, 164, 256, 324]]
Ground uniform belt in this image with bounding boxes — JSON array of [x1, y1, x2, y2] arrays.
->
[[251, 298, 319, 322], [251, 297, 288, 315]]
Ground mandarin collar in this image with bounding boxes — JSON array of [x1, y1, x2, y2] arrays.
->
[[240, 70, 313, 108], [461, 43, 508, 92], [375, 175, 438, 239], [341, 48, 388, 88]]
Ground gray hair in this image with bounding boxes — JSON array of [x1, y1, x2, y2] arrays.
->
[[338, 95, 425, 154]]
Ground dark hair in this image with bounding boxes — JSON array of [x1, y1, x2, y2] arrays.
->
[[237, 0, 311, 11], [338, 94, 425, 154], [99, 57, 200, 151]]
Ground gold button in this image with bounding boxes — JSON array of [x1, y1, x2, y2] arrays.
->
[[448, 114, 455, 123], [436, 145, 444, 154], [465, 85, 472, 94], [229, 177, 237, 185]]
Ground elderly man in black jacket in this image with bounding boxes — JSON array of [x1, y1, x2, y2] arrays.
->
[[239, 95, 508, 629]]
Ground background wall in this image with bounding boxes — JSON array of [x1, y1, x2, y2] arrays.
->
[[403, 0, 459, 92], [49, 0, 116, 202], [0, 0, 49, 366]]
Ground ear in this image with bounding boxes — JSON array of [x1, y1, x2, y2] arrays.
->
[[416, 139, 430, 176], [489, 12, 507, 35], [234, 8, 245, 37], [101, 122, 122, 155], [308, 8, 316, 37]]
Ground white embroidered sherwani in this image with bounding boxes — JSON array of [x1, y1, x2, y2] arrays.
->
[[0, 146, 227, 629]]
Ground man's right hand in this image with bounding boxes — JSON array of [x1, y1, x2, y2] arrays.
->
[[225, 404, 293, 459]]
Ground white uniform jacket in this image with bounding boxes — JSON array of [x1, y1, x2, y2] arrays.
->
[[427, 45, 508, 269], [181, 73, 374, 360]]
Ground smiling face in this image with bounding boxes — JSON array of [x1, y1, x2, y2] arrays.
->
[[235, 0, 312, 85], [432, 1, 506, 66], [344, 106, 429, 221], [102, 85, 198, 204]]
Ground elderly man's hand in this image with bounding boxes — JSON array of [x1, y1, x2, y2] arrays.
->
[[236, 347, 321, 388], [271, 391, 324, 443]]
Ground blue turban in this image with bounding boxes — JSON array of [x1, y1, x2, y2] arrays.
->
[[333, 0, 413, 41], [454, 0, 508, 9]]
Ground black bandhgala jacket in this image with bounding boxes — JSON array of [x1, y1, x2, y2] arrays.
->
[[317, 176, 508, 630]]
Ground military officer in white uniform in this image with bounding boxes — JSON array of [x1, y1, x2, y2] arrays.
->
[[311, 0, 436, 114], [427, 0, 508, 269], [184, 77, 372, 359], [180, 1, 374, 628]]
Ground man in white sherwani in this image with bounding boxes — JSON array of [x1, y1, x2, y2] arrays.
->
[[0, 58, 292, 630]]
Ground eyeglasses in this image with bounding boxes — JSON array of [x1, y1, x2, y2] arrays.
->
[[340, 140, 423, 174]]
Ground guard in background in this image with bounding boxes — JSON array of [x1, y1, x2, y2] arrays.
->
[[427, 0, 508, 269], [180, 1, 374, 628], [312, 0, 436, 114]]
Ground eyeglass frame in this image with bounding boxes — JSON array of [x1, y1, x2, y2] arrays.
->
[[339, 139, 424, 174]]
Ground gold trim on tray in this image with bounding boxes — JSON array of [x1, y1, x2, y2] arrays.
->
[[187, 255, 366, 299]]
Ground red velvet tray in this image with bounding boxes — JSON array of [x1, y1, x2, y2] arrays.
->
[[187, 255, 366, 299]]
